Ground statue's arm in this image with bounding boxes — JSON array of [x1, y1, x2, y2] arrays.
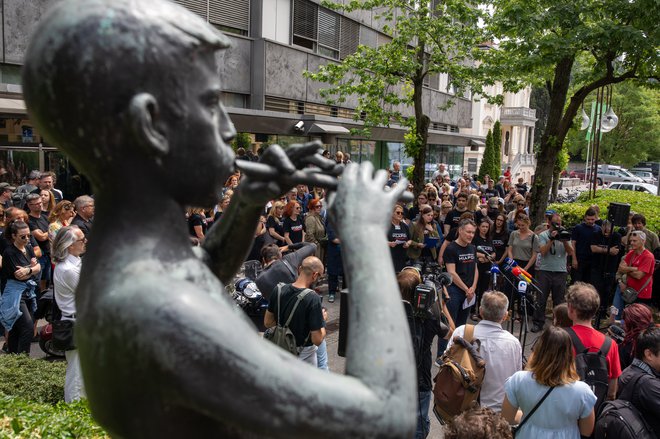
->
[[202, 191, 262, 284]]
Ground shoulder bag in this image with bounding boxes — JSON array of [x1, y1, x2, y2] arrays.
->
[[51, 267, 76, 351], [511, 386, 555, 436]]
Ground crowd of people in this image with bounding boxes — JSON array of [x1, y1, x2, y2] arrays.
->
[[0, 171, 91, 402], [193, 160, 659, 439], [0, 158, 657, 438]]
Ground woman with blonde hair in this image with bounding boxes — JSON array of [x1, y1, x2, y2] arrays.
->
[[48, 200, 75, 243], [266, 201, 286, 246], [502, 326, 596, 438], [467, 193, 480, 213], [187, 207, 207, 240], [40, 189, 56, 214]]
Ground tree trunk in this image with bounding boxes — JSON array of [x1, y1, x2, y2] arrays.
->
[[411, 48, 430, 196], [551, 169, 560, 201], [529, 57, 575, 225]]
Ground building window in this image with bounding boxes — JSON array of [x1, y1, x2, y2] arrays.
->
[[172, 0, 250, 35], [292, 0, 358, 60]]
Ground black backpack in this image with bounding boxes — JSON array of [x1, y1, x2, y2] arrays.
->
[[566, 327, 612, 414], [594, 374, 657, 439]]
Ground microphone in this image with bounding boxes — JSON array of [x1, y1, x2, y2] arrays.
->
[[476, 246, 491, 256], [513, 265, 534, 281], [517, 280, 528, 296], [512, 266, 532, 284], [503, 257, 517, 272], [490, 265, 501, 275]]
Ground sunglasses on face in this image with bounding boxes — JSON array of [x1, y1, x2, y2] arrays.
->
[[18, 234, 30, 240], [394, 211, 403, 215]]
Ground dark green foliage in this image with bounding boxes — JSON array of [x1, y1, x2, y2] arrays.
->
[[492, 121, 502, 170], [0, 355, 108, 437], [479, 130, 500, 182], [0, 355, 65, 404], [231, 132, 252, 152], [0, 395, 108, 438], [549, 190, 660, 232]]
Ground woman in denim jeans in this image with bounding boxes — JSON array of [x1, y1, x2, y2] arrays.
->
[[0, 220, 40, 354]]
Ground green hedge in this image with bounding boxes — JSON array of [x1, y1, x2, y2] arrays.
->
[[0, 355, 107, 438], [0, 395, 107, 438], [549, 189, 660, 232]]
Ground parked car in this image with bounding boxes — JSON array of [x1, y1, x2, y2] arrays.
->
[[635, 161, 660, 175], [608, 181, 658, 195], [630, 168, 658, 184], [570, 165, 642, 185]]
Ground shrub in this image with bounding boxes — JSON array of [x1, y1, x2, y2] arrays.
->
[[549, 189, 660, 232], [0, 395, 107, 438], [0, 355, 64, 405]]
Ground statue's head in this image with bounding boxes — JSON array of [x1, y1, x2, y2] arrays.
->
[[23, 0, 236, 205]]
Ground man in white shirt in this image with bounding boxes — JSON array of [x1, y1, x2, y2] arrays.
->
[[445, 290, 522, 411]]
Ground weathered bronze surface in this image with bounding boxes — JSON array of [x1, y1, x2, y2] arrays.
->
[[22, 1, 415, 437]]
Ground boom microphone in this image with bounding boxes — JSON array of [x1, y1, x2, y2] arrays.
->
[[476, 246, 491, 256]]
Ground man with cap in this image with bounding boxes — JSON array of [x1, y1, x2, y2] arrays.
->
[[0, 182, 15, 209]]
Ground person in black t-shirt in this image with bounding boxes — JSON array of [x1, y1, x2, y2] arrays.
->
[[187, 208, 207, 240], [0, 221, 41, 354], [388, 206, 412, 273], [264, 256, 325, 366], [265, 201, 286, 246], [473, 219, 495, 318], [439, 219, 477, 355], [283, 201, 305, 245], [483, 179, 499, 200], [443, 193, 468, 235], [490, 213, 510, 265], [26, 193, 52, 291], [590, 220, 621, 314]]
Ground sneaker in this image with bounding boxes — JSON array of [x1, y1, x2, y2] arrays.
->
[[328, 294, 335, 303]]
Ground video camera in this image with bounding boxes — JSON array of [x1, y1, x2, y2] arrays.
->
[[550, 222, 572, 241], [410, 260, 453, 319]]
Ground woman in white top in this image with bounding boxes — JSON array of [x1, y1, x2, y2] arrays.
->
[[52, 225, 87, 402], [502, 326, 596, 438]]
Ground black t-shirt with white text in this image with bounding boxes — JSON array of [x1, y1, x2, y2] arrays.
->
[[444, 241, 477, 287], [388, 222, 411, 272], [473, 235, 494, 274], [491, 229, 509, 261], [443, 209, 465, 231], [283, 216, 304, 244]]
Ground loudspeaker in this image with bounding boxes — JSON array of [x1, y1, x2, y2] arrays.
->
[[337, 289, 349, 358], [607, 202, 630, 228]]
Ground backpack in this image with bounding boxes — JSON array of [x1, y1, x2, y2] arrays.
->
[[595, 400, 657, 439], [263, 284, 312, 356], [566, 327, 612, 414], [432, 325, 486, 424]]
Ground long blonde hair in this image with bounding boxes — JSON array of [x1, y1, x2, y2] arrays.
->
[[527, 326, 579, 387]]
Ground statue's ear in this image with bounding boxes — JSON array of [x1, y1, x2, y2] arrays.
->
[[129, 93, 169, 156]]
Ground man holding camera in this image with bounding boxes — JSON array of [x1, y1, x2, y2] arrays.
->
[[532, 213, 576, 332], [397, 268, 449, 439]]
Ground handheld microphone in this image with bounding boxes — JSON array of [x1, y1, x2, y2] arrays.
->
[[512, 266, 532, 283], [517, 280, 528, 296], [490, 265, 502, 275], [513, 265, 534, 281], [476, 246, 490, 256], [503, 257, 518, 272]]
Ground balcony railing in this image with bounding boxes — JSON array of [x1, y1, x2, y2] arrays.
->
[[502, 107, 536, 119]]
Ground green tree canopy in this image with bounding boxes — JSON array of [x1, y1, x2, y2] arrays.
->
[[480, 0, 659, 224], [306, 0, 485, 194], [565, 83, 660, 167]]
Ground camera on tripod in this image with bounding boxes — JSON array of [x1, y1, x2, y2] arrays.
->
[[410, 261, 452, 319], [550, 222, 571, 241]]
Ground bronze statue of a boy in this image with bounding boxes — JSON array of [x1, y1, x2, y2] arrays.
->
[[23, 0, 415, 437]]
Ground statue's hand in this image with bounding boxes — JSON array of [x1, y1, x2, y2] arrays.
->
[[328, 162, 407, 233], [237, 141, 341, 205]]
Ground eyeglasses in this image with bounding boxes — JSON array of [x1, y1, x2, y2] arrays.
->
[[18, 234, 30, 240], [394, 211, 403, 215], [517, 203, 525, 206]]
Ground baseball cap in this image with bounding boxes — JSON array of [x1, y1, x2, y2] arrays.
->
[[0, 182, 16, 191]]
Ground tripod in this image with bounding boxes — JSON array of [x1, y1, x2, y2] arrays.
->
[[515, 281, 536, 352]]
